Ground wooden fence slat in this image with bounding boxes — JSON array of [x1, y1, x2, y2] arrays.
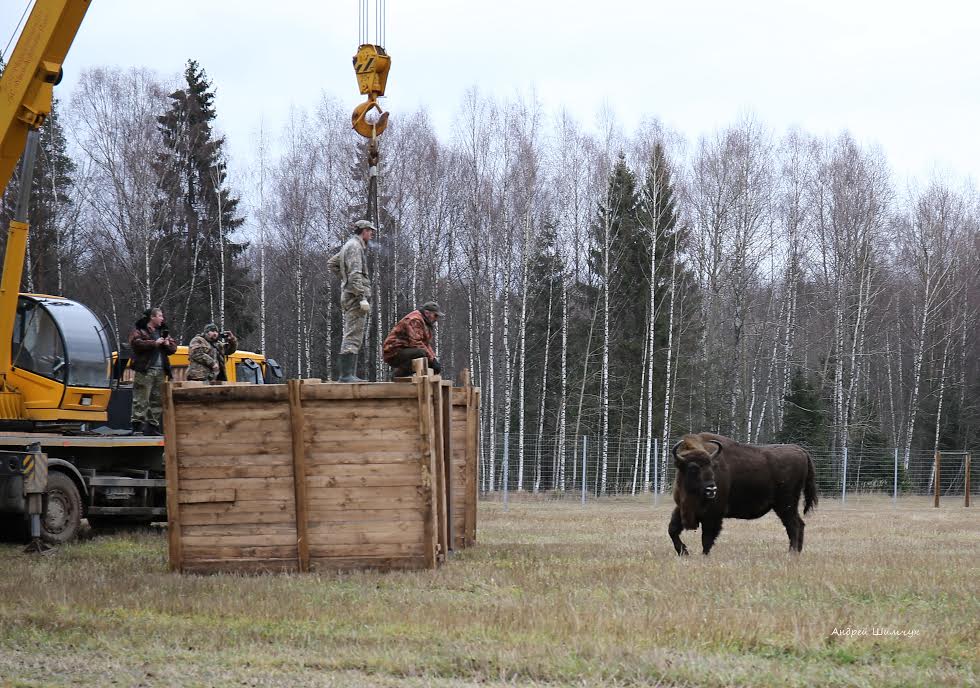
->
[[162, 382, 182, 572], [288, 379, 310, 573]]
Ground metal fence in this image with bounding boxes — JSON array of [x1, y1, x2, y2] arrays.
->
[[478, 433, 977, 503]]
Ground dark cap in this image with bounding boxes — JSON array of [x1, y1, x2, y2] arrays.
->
[[418, 301, 444, 316], [204, 323, 219, 334]]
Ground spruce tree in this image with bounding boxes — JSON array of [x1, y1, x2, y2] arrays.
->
[[155, 60, 250, 342]]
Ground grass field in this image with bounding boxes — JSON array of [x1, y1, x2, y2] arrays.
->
[[0, 496, 976, 687]]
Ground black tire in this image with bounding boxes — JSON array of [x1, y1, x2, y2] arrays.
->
[[41, 471, 82, 544]]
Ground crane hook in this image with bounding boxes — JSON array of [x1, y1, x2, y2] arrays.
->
[[352, 44, 391, 139]]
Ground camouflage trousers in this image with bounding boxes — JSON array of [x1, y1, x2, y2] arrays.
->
[[340, 291, 368, 354], [131, 368, 165, 428]]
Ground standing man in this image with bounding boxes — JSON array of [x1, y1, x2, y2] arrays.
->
[[382, 301, 444, 378], [128, 307, 177, 435], [327, 219, 373, 382], [187, 323, 238, 382]]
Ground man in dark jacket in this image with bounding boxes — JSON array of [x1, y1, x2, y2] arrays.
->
[[382, 301, 444, 378], [128, 307, 176, 435]]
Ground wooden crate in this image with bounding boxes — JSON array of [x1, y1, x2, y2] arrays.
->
[[163, 370, 480, 574]]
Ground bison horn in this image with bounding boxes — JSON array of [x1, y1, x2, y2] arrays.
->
[[706, 439, 722, 459], [672, 440, 685, 465]]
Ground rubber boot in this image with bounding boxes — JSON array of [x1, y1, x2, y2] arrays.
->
[[337, 352, 366, 383]]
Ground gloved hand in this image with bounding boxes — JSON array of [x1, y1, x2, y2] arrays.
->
[[359, 299, 370, 313], [430, 358, 441, 374]]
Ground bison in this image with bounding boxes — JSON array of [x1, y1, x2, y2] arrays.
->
[[668, 433, 817, 555]]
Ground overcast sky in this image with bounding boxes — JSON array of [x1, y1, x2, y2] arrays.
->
[[3, 0, 978, 187]]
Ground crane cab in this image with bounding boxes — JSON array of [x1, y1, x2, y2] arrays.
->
[[3, 294, 112, 424]]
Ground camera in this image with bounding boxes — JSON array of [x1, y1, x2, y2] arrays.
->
[[161, 328, 170, 339], [218, 331, 230, 341]]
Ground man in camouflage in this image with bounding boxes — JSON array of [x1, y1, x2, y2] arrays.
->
[[382, 301, 444, 378], [327, 219, 374, 382], [128, 307, 177, 435], [187, 323, 238, 382]]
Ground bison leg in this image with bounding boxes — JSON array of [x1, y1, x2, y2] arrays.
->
[[668, 507, 689, 556], [701, 518, 722, 555], [777, 509, 804, 552]]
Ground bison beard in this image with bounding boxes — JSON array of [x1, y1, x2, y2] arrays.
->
[[667, 433, 818, 555]]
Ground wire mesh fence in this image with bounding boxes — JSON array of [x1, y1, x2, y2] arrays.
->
[[478, 433, 977, 504]]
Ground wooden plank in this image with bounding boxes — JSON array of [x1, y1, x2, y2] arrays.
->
[[174, 406, 290, 424], [162, 382, 182, 572], [182, 545, 298, 559], [302, 426, 420, 443], [178, 486, 294, 502], [182, 523, 297, 537], [176, 430, 294, 446], [431, 377, 449, 558], [178, 489, 237, 504], [299, 383, 418, 401], [305, 451, 419, 466], [288, 379, 310, 573], [441, 381, 454, 551], [308, 542, 425, 557], [305, 442, 422, 457], [177, 447, 293, 462], [306, 494, 423, 511], [180, 509, 297, 527], [178, 477, 295, 491], [304, 474, 424, 489], [305, 462, 423, 479], [466, 387, 480, 546], [414, 366, 438, 569], [305, 508, 425, 524], [173, 385, 288, 403], [298, 401, 417, 422], [179, 464, 294, 480], [180, 499, 293, 517], [181, 533, 298, 547], [309, 556, 426, 572], [306, 530, 424, 547]]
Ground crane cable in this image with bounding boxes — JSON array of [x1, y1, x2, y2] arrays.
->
[[355, 0, 388, 231]]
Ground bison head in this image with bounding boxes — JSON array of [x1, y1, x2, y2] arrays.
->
[[672, 435, 722, 500]]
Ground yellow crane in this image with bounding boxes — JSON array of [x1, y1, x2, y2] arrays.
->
[[0, 0, 107, 425]]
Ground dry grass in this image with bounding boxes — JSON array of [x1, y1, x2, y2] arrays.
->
[[0, 496, 976, 687]]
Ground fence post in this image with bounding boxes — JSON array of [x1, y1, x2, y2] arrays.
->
[[841, 447, 848, 504], [653, 438, 660, 506], [934, 451, 940, 508], [581, 436, 588, 506], [503, 431, 510, 512], [966, 453, 971, 508], [893, 447, 899, 506]]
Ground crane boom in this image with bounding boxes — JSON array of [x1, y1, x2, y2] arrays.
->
[[0, 0, 91, 192]]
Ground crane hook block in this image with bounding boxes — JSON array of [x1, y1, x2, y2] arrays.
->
[[352, 44, 391, 139]]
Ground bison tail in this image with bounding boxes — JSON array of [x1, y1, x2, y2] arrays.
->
[[803, 450, 818, 514]]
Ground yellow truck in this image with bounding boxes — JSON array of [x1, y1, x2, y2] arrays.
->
[[0, 3, 285, 544]]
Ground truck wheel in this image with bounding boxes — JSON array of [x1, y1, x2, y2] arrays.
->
[[41, 472, 82, 544]]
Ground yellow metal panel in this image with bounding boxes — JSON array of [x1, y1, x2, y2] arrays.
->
[[0, 0, 91, 192]]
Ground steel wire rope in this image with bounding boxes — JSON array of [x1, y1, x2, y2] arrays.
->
[[3, 0, 34, 62]]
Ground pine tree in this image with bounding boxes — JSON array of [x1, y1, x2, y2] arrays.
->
[[777, 369, 827, 447], [155, 60, 250, 342], [28, 101, 76, 295]]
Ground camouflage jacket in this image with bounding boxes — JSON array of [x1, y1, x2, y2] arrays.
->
[[187, 332, 238, 381], [327, 235, 371, 298], [382, 310, 435, 363]]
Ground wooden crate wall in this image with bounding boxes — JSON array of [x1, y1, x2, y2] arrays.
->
[[164, 372, 480, 574]]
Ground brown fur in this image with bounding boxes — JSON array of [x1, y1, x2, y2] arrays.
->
[[668, 432, 818, 555]]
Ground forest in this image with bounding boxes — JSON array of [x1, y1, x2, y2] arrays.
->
[[2, 61, 977, 493]]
